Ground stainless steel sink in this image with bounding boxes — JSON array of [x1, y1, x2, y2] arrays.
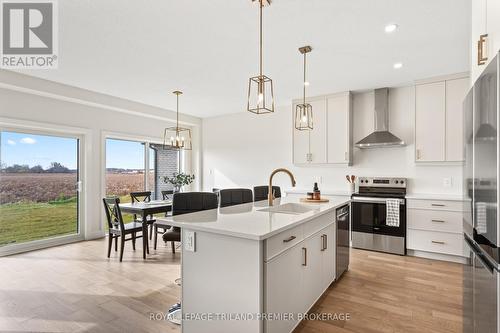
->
[[258, 203, 316, 215]]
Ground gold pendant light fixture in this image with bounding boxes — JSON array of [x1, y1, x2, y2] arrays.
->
[[163, 90, 192, 150], [295, 46, 313, 130], [247, 0, 275, 114]]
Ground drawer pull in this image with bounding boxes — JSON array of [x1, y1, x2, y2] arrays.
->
[[431, 219, 445, 223], [283, 236, 296, 243], [431, 240, 445, 245], [431, 203, 446, 207], [302, 247, 307, 266]]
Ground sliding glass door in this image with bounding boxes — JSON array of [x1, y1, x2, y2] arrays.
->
[[0, 130, 80, 249]]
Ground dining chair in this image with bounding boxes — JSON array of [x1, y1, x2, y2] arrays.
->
[[103, 197, 143, 262], [160, 192, 218, 253], [152, 190, 174, 250], [130, 191, 156, 240], [219, 188, 253, 208], [254, 186, 281, 202]]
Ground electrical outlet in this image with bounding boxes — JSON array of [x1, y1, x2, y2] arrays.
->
[[184, 231, 196, 252], [443, 177, 452, 188]]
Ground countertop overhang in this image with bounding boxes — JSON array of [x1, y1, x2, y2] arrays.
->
[[156, 197, 350, 241]]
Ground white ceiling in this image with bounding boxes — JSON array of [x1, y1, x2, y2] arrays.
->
[[18, 0, 471, 118]]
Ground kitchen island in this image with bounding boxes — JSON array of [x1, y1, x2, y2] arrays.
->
[[156, 196, 350, 333]]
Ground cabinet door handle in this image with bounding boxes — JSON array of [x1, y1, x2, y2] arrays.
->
[[431, 219, 445, 223], [283, 236, 296, 243], [344, 152, 348, 161], [320, 235, 325, 251], [431, 240, 445, 245], [478, 34, 488, 66], [323, 234, 328, 251], [431, 203, 445, 207], [302, 247, 307, 266], [416, 149, 421, 160]]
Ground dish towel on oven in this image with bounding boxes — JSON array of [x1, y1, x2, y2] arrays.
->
[[386, 199, 400, 227], [476, 202, 487, 234]]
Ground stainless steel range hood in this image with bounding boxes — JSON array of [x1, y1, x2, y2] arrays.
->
[[355, 88, 405, 149]]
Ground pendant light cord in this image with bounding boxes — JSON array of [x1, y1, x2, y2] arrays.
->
[[303, 52, 306, 105], [259, 0, 263, 77]]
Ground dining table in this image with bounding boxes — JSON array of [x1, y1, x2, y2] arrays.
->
[[119, 200, 172, 259]]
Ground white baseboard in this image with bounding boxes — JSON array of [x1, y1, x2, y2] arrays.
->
[[407, 249, 467, 264], [85, 230, 105, 240]]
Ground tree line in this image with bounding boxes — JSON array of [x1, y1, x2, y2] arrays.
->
[[1, 162, 74, 173]]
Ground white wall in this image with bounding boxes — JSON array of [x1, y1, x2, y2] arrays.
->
[[202, 85, 463, 195], [0, 70, 202, 240]]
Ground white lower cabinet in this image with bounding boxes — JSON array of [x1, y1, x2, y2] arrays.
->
[[265, 221, 336, 333], [407, 198, 467, 259], [265, 245, 304, 333]]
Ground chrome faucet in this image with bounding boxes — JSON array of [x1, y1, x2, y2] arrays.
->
[[268, 168, 296, 206]]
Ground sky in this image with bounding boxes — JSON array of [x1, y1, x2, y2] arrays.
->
[[0, 132, 147, 170]]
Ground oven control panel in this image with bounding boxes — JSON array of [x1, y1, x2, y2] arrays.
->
[[358, 177, 407, 188]]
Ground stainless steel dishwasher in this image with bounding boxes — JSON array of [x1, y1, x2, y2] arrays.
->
[[336, 204, 350, 279]]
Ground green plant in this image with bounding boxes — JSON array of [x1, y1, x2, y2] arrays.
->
[[162, 172, 195, 187]]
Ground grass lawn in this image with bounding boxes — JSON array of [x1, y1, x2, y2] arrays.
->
[[0, 195, 142, 247], [0, 200, 78, 246]]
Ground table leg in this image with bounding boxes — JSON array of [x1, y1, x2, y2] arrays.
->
[[143, 211, 149, 256]]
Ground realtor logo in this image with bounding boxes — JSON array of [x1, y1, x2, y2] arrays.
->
[[1, 0, 58, 68]]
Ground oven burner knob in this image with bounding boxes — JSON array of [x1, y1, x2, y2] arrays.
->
[[400, 180, 404, 184], [395, 180, 399, 184]]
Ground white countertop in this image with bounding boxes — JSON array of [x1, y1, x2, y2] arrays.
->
[[284, 188, 352, 197], [405, 193, 468, 201], [156, 197, 350, 241]]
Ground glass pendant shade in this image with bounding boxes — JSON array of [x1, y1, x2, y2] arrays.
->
[[163, 91, 192, 150], [294, 45, 313, 130], [295, 103, 313, 130], [248, 75, 275, 114], [163, 127, 192, 150]]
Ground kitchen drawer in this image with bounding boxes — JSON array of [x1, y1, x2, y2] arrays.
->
[[407, 199, 463, 212], [265, 224, 304, 261], [408, 209, 462, 234], [303, 211, 334, 239], [407, 229, 463, 256]]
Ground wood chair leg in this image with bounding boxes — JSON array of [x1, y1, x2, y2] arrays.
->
[[132, 232, 136, 250], [153, 225, 158, 250], [171, 241, 175, 254], [119, 236, 125, 262], [107, 235, 113, 258], [114, 235, 118, 252]]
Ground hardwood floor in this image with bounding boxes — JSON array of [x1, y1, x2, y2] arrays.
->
[[0, 240, 464, 333], [0, 238, 182, 333], [294, 249, 464, 333]]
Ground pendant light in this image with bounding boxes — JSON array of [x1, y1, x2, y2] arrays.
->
[[247, 0, 274, 114], [295, 46, 313, 130], [163, 91, 192, 150]]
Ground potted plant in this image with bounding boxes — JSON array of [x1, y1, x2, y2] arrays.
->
[[162, 172, 195, 193]]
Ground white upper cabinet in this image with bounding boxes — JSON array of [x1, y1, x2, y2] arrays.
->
[[415, 75, 469, 163], [446, 78, 470, 161], [415, 81, 446, 162], [308, 99, 327, 164], [292, 92, 352, 166], [327, 92, 352, 164], [472, 0, 500, 82]]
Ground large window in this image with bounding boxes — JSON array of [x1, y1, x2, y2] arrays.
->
[[105, 138, 179, 201], [0, 130, 80, 248]]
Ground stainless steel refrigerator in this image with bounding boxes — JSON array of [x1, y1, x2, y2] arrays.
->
[[463, 52, 500, 333]]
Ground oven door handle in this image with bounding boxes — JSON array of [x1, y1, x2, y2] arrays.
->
[[351, 197, 405, 205]]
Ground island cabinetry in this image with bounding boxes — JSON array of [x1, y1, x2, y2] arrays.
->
[[264, 212, 336, 333]]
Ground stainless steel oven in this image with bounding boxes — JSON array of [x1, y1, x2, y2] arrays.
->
[[351, 177, 407, 255]]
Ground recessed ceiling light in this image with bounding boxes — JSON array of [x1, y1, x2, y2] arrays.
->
[[393, 62, 403, 69], [385, 24, 398, 33]]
